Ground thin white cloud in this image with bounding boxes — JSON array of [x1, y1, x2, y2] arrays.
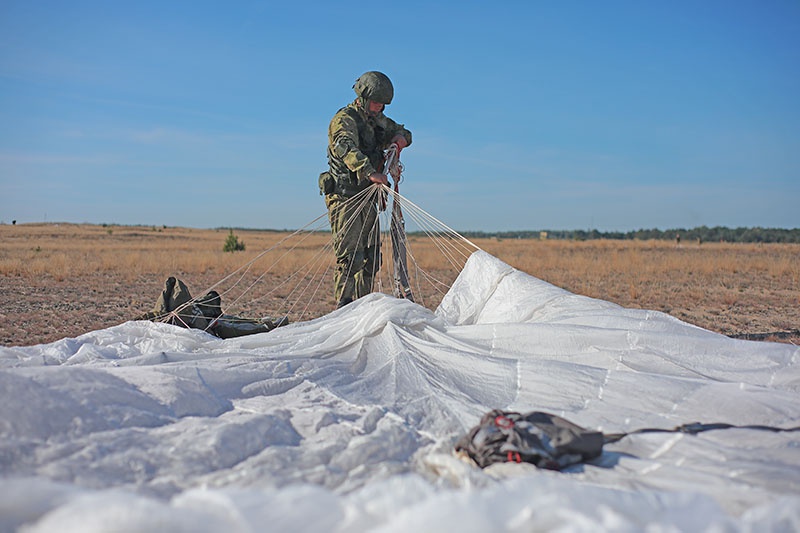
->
[[0, 151, 116, 165]]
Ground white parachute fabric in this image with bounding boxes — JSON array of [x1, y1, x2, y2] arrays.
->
[[1, 250, 798, 532]]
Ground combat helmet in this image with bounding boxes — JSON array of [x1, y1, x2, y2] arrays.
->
[[353, 71, 394, 105]]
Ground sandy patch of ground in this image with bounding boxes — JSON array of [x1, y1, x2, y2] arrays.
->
[[2, 269, 797, 347], [2, 225, 797, 347]]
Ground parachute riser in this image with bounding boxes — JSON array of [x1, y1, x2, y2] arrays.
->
[[382, 143, 403, 186], [380, 144, 414, 302]]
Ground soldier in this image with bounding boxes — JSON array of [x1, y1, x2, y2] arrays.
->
[[319, 71, 412, 309]]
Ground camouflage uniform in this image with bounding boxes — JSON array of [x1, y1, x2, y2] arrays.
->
[[320, 78, 412, 308]]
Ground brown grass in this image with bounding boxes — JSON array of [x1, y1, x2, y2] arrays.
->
[[2, 223, 798, 346]]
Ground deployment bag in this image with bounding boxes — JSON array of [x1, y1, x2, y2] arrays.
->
[[455, 409, 800, 471], [455, 409, 604, 470]]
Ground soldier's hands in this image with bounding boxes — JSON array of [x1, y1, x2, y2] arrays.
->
[[391, 135, 408, 154], [368, 172, 389, 186]]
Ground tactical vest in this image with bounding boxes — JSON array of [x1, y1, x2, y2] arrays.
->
[[327, 106, 385, 196]]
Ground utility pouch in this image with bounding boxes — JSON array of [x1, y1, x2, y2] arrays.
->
[[318, 171, 335, 196]]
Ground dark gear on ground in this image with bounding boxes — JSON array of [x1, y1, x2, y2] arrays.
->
[[322, 71, 412, 308], [136, 277, 288, 339], [455, 409, 604, 470], [456, 409, 800, 471]]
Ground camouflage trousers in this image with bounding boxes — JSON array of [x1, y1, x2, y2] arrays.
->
[[325, 193, 381, 307]]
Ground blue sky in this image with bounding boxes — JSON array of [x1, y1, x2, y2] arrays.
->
[[1, 1, 798, 232]]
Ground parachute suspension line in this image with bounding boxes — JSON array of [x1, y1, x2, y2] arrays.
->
[[169, 181, 384, 325], [388, 186, 414, 302], [173, 154, 486, 326], [390, 188, 480, 259], [378, 185, 481, 301], [373, 142, 484, 305], [389, 224, 450, 300], [380, 217, 451, 301], [399, 204, 470, 273], [163, 210, 335, 325], [373, 197, 475, 306], [329, 186, 393, 307], [335, 186, 384, 302], [253, 227, 332, 321], [222, 218, 333, 320], [227, 185, 381, 322], [382, 148, 405, 298]]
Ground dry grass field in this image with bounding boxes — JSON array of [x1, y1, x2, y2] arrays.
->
[[1, 223, 798, 347]]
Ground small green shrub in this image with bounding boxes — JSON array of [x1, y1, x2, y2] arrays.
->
[[223, 230, 246, 252]]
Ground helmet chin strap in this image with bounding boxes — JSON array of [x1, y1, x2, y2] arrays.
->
[[357, 96, 368, 114], [357, 97, 385, 118]]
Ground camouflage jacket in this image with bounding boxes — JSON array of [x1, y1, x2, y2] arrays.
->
[[326, 100, 412, 194]]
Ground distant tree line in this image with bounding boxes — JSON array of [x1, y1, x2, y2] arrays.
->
[[453, 226, 800, 243]]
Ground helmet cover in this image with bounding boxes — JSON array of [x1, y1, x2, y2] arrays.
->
[[353, 71, 394, 104]]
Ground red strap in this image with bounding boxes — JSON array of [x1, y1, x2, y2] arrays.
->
[[495, 415, 514, 430]]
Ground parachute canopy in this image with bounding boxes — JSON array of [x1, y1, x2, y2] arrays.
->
[[1, 251, 798, 531]]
